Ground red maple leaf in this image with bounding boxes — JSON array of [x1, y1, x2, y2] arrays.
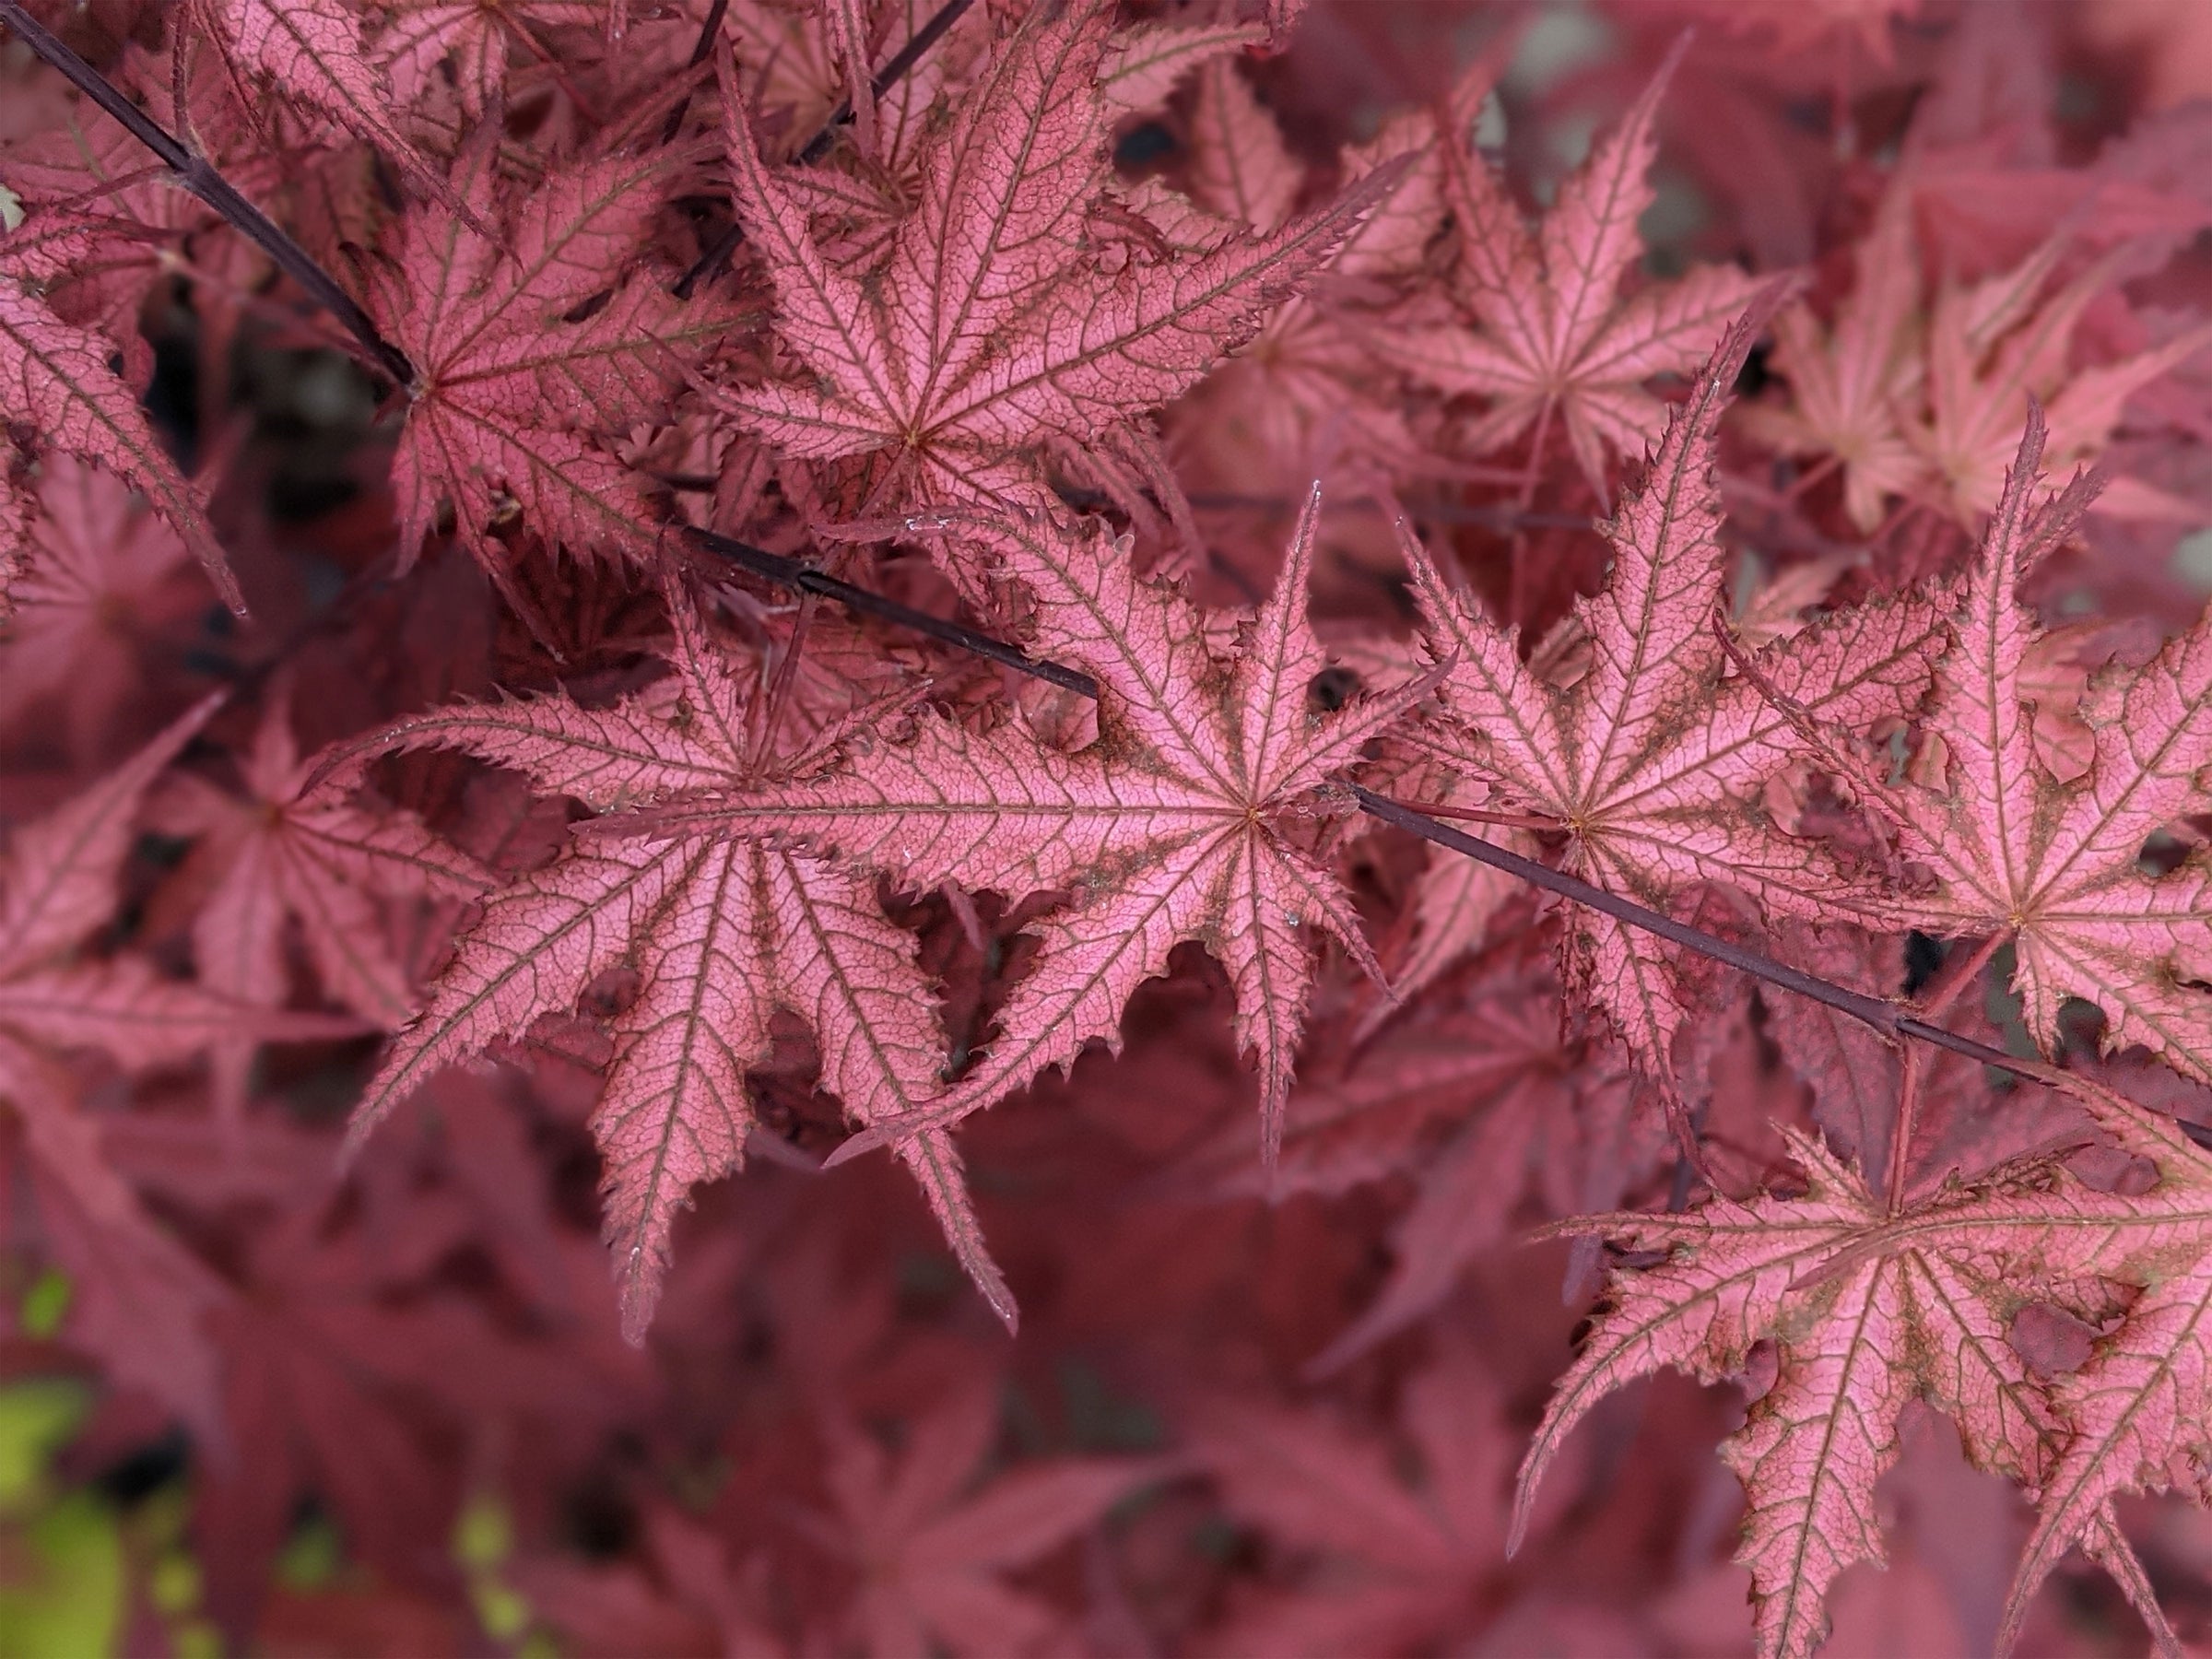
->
[[1399, 295, 1945, 1072], [1848, 410, 2212, 1081], [0, 698, 347, 1441], [1192, 1343, 1522, 1656], [709, 4, 1401, 583], [1517, 1099, 2175, 1659], [368, 146, 741, 593], [639, 491, 1430, 1160], [797, 1380, 1161, 1656], [157, 680, 490, 1029], [1369, 37, 1761, 498], [341, 588, 1008, 1337], [0, 211, 242, 611], [0, 457, 205, 760], [190, 0, 490, 234]]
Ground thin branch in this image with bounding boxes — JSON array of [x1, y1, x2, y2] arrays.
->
[[682, 526, 1099, 697], [1348, 786, 2048, 1080], [0, 0, 417, 388], [673, 0, 980, 298], [678, 519, 2086, 1102], [659, 0, 730, 144], [1383, 796, 1561, 833]]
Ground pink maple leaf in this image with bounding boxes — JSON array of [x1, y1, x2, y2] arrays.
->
[[1398, 295, 1946, 1072], [1369, 37, 1762, 499], [1908, 231, 2212, 524], [799, 1381, 1161, 1657], [1192, 1343, 1520, 1656], [158, 680, 491, 1028], [375, 0, 605, 118], [368, 147, 741, 593], [0, 457, 206, 759], [710, 5, 1401, 582], [633, 489, 1430, 1160], [1737, 186, 1927, 533], [1862, 409, 2212, 1082], [1519, 1112, 2171, 1659], [1983, 1080, 2212, 1654], [0, 212, 242, 612], [192, 0, 491, 235], [340, 588, 1009, 1339], [0, 698, 347, 1442]]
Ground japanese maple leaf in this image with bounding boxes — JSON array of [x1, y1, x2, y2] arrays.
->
[[1985, 1081, 2212, 1654], [0, 75, 269, 374], [1191, 1346, 1518, 1657], [1518, 1123, 2169, 1659], [155, 678, 489, 1032], [1738, 186, 1925, 533], [1866, 411, 2212, 1082], [1177, 982, 1568, 1202], [367, 147, 742, 592], [0, 211, 241, 612], [515, 1505, 785, 1658], [1301, 1016, 1655, 1375], [190, 0, 488, 234], [376, 0, 606, 117], [634, 491, 1429, 1159], [0, 699, 346, 1442], [0, 457, 205, 759], [1907, 231, 2212, 524], [802, 1381, 1159, 1657], [0, 697, 244, 1087], [341, 590, 1008, 1338], [1095, 18, 1266, 115], [711, 5, 1400, 569], [1400, 297, 1946, 1071], [1370, 37, 1761, 499], [192, 1199, 642, 1630], [1159, 53, 1478, 512]]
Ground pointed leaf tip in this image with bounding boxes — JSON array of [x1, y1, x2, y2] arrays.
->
[[824, 1128, 889, 1169]]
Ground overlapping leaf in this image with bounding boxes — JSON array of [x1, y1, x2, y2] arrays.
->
[[194, 0, 488, 232], [0, 213, 241, 612], [1400, 297, 1946, 1070], [370, 148, 744, 588], [345, 592, 1006, 1337], [712, 4, 1400, 586], [0, 698, 347, 1441], [807, 1381, 1161, 1656], [618, 491, 1426, 1158], [1371, 39, 1761, 497], [1518, 1120, 2169, 1659], [1874, 410, 2212, 1081], [160, 684, 491, 1030]]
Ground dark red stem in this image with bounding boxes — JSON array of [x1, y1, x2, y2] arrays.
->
[[0, 0, 417, 388], [673, 0, 980, 298]]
